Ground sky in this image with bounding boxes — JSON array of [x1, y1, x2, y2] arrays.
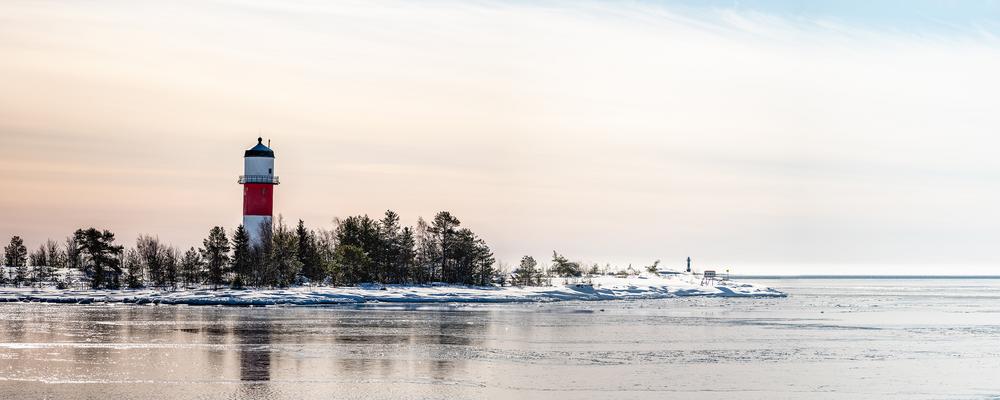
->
[[2, 0, 1000, 275]]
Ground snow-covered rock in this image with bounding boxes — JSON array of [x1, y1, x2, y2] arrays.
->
[[0, 274, 784, 306]]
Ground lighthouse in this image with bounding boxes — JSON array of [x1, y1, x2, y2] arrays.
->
[[239, 138, 279, 245]]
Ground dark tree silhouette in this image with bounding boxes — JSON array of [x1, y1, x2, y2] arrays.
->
[[73, 228, 123, 289]]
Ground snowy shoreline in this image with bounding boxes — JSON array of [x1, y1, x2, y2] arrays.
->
[[0, 274, 785, 306]]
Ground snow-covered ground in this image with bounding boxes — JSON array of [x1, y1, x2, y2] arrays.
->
[[0, 274, 784, 305]]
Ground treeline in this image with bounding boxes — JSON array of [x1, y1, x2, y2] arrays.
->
[[2, 210, 664, 290], [1, 211, 498, 289]]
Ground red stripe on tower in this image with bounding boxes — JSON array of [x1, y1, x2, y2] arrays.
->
[[239, 137, 278, 245], [242, 184, 274, 216]]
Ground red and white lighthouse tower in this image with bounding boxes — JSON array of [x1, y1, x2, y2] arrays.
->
[[239, 137, 279, 245]]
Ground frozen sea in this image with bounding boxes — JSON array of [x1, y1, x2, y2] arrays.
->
[[0, 278, 998, 399]]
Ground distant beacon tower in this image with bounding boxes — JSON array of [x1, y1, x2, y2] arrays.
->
[[239, 137, 279, 245]]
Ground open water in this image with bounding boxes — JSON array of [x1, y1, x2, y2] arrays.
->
[[1, 278, 998, 399]]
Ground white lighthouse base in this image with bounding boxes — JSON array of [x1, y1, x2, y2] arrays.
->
[[244, 215, 272, 247]]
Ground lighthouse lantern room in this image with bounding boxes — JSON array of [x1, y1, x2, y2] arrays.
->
[[239, 137, 279, 245]]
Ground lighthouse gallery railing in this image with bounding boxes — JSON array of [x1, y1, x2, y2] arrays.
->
[[238, 175, 280, 184]]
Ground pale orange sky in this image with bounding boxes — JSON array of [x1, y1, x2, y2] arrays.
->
[[2, 0, 1000, 274]]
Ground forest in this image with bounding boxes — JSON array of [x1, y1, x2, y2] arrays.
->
[[0, 210, 601, 290]]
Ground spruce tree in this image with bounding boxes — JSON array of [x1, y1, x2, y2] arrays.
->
[[295, 219, 309, 280], [180, 247, 203, 287], [451, 229, 474, 284], [296, 220, 324, 283], [397, 227, 416, 284], [4, 236, 28, 287], [200, 226, 230, 289], [379, 210, 402, 283], [251, 220, 274, 287], [29, 244, 47, 284], [444, 228, 495, 285], [330, 244, 370, 286], [230, 225, 251, 288], [429, 211, 460, 282], [269, 217, 301, 287], [513, 255, 540, 286], [163, 247, 179, 289], [471, 236, 496, 286], [334, 215, 381, 283]]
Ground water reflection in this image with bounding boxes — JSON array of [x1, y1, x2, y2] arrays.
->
[[328, 308, 487, 383], [70, 307, 124, 368], [235, 316, 272, 382], [196, 312, 230, 376], [3, 282, 1000, 399], [0, 304, 498, 397]]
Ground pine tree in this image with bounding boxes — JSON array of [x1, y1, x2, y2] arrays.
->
[[550, 251, 582, 277], [470, 235, 496, 286], [200, 226, 230, 289], [230, 225, 251, 289], [4, 236, 28, 287], [73, 228, 124, 289], [513, 255, 540, 286]]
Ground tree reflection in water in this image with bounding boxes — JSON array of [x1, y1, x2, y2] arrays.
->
[[235, 316, 272, 382], [330, 308, 486, 383], [231, 315, 277, 400]]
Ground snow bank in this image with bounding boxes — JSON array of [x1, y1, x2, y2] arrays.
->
[[0, 274, 784, 306]]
